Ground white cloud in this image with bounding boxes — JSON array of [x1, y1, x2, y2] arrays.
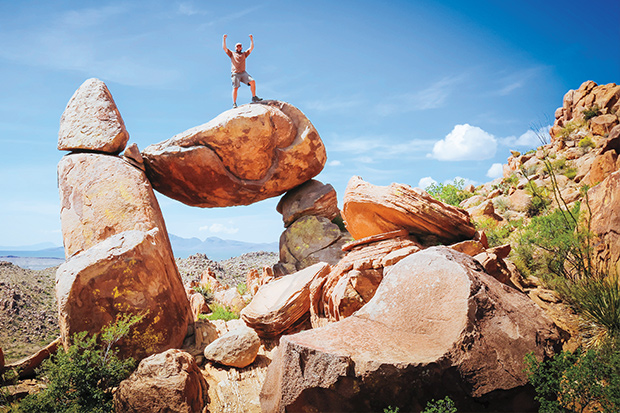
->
[[429, 124, 497, 161], [327, 160, 342, 166], [486, 163, 504, 179], [199, 223, 239, 235], [418, 176, 437, 189], [501, 125, 551, 148], [329, 134, 436, 159]]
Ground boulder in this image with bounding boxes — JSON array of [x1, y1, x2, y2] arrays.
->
[[114, 349, 207, 413], [241, 263, 331, 338], [590, 114, 619, 136], [213, 287, 245, 313], [58, 78, 129, 154], [589, 150, 618, 184], [122, 142, 145, 171], [189, 292, 210, 321], [341, 176, 476, 243], [141, 101, 326, 207], [276, 179, 340, 227], [199, 268, 227, 293], [203, 325, 261, 368], [587, 170, 620, 276], [261, 247, 561, 412], [56, 229, 192, 360], [58, 152, 170, 258], [279, 215, 350, 272], [193, 319, 219, 350], [316, 230, 420, 323]]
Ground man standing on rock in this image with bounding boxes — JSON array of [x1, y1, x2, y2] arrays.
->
[[223, 34, 262, 108]]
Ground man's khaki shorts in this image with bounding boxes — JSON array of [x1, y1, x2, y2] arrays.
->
[[231, 71, 254, 88]]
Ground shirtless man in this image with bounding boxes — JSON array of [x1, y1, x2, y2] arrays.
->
[[223, 34, 262, 108]]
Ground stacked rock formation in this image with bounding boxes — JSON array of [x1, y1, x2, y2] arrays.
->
[[276, 179, 351, 275], [56, 78, 192, 359]]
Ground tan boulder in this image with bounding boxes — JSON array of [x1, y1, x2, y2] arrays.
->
[[199, 268, 227, 293], [189, 292, 210, 321], [316, 230, 420, 323], [241, 263, 331, 338], [341, 176, 476, 243], [141, 101, 326, 207], [589, 150, 618, 185], [122, 142, 145, 171], [58, 78, 129, 154], [590, 114, 619, 136], [276, 179, 340, 227], [587, 170, 620, 276], [56, 229, 192, 360], [58, 152, 170, 258], [450, 239, 486, 256], [114, 349, 207, 413], [261, 247, 561, 412], [213, 287, 245, 313], [203, 325, 260, 368], [193, 319, 219, 350], [508, 189, 531, 213]]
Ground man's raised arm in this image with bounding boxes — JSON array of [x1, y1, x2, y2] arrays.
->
[[247, 34, 254, 54], [222, 34, 228, 53]]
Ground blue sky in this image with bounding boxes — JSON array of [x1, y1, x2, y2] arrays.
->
[[0, 0, 618, 247]]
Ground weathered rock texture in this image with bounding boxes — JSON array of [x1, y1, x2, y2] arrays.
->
[[58, 78, 129, 154], [241, 263, 331, 338], [142, 101, 326, 207], [56, 229, 191, 360], [277, 179, 340, 227], [342, 176, 476, 243], [114, 349, 207, 413], [261, 247, 561, 412], [587, 170, 620, 276], [203, 325, 261, 368], [58, 152, 170, 258]]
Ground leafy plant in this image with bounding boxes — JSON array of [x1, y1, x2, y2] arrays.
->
[[583, 105, 601, 122], [578, 136, 595, 149], [14, 313, 143, 413], [194, 285, 214, 304], [422, 396, 457, 413], [204, 303, 239, 321], [383, 406, 400, 413], [426, 178, 473, 207], [236, 282, 248, 296], [558, 121, 581, 140], [474, 217, 513, 248]]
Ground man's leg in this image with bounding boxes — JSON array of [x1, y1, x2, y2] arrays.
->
[[232, 87, 239, 106], [250, 80, 257, 97]]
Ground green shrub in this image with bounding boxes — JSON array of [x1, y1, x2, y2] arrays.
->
[[525, 341, 620, 413], [474, 217, 513, 248], [15, 313, 143, 413], [194, 285, 214, 304], [422, 396, 457, 413], [236, 282, 248, 296], [204, 303, 239, 321], [558, 121, 581, 140], [426, 178, 472, 207], [583, 105, 601, 122], [578, 136, 595, 149]]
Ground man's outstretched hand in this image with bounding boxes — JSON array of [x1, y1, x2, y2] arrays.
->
[[223, 34, 228, 40]]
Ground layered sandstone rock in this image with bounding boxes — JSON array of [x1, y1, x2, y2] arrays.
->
[[341, 176, 476, 243], [56, 229, 191, 360], [587, 170, 620, 276], [58, 152, 170, 258], [58, 78, 129, 154], [114, 349, 207, 413], [261, 247, 561, 412], [276, 179, 339, 227], [241, 263, 331, 338], [314, 230, 420, 323], [203, 325, 261, 368], [141, 101, 326, 207]]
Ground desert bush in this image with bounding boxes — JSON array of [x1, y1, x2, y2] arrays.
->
[[14, 313, 143, 413], [474, 217, 513, 248], [525, 340, 620, 413], [203, 303, 239, 321], [426, 178, 472, 207], [583, 105, 601, 122], [422, 397, 457, 413], [558, 121, 582, 140], [578, 136, 595, 149], [194, 285, 214, 304]]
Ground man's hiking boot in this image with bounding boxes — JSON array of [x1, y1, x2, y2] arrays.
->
[[232, 103, 238, 108], [252, 96, 263, 102]]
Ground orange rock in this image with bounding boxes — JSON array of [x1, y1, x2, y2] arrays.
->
[[587, 170, 620, 276], [589, 150, 618, 185], [276, 179, 339, 227], [590, 114, 619, 136], [58, 78, 129, 154], [203, 325, 260, 368], [189, 292, 210, 321], [341, 176, 476, 243], [261, 247, 561, 412], [142, 101, 326, 207], [199, 268, 227, 293]]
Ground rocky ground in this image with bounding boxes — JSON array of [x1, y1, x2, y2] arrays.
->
[[0, 251, 278, 364]]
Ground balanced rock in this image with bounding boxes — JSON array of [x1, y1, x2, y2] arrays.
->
[[241, 263, 331, 338], [277, 179, 339, 227], [315, 230, 420, 323], [342, 176, 476, 243], [203, 325, 261, 368], [261, 247, 561, 412], [142, 101, 326, 207], [58, 152, 170, 258], [56, 229, 192, 360], [587, 170, 620, 275], [58, 78, 129, 154], [114, 349, 207, 413]]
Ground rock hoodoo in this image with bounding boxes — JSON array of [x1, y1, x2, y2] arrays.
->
[[261, 247, 562, 412], [141, 101, 326, 208]]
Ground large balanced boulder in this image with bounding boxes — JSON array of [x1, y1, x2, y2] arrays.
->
[[114, 349, 207, 413], [342, 176, 476, 243], [56, 229, 192, 360], [141, 101, 326, 207], [241, 263, 331, 338], [587, 170, 620, 276], [58, 152, 170, 258], [58, 78, 129, 154], [261, 247, 561, 412]]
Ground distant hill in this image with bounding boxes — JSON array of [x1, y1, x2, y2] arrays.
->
[[0, 234, 279, 269]]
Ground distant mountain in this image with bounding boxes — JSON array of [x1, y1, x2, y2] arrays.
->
[[0, 234, 279, 268]]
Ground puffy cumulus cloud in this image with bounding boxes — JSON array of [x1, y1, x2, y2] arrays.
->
[[199, 223, 239, 235], [429, 124, 497, 161], [501, 125, 551, 148], [486, 163, 504, 179], [417, 176, 437, 189]]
